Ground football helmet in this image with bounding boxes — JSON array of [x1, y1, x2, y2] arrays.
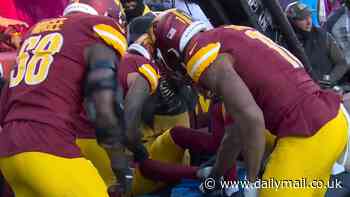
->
[[63, 0, 126, 28], [63, 0, 126, 26], [149, 9, 209, 74], [150, 9, 208, 56]]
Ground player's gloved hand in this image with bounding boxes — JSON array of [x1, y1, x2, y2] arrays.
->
[[107, 146, 133, 197], [124, 142, 149, 163], [113, 167, 133, 197], [132, 143, 149, 163], [106, 148, 133, 196], [108, 170, 133, 197]]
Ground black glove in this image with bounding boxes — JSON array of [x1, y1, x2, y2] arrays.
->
[[126, 143, 149, 163], [111, 167, 133, 196]]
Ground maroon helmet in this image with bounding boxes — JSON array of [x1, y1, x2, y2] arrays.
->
[[63, 0, 126, 28], [151, 9, 208, 58], [149, 9, 209, 82]]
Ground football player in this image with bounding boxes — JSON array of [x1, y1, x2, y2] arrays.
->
[[119, 14, 196, 195], [144, 9, 348, 197], [0, 0, 131, 196], [122, 16, 241, 196]]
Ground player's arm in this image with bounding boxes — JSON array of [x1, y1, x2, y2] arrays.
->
[[123, 72, 151, 162], [199, 53, 266, 182], [84, 43, 132, 193], [85, 43, 120, 139]]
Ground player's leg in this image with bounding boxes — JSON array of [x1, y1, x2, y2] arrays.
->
[[131, 112, 191, 195], [260, 107, 348, 197], [74, 115, 190, 196], [132, 128, 189, 196], [132, 123, 225, 196], [141, 112, 191, 147], [0, 152, 109, 197], [152, 112, 190, 133], [76, 138, 116, 187]]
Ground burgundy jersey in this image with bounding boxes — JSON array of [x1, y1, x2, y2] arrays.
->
[[74, 107, 96, 139], [0, 13, 127, 157], [183, 25, 340, 137], [118, 52, 159, 95]]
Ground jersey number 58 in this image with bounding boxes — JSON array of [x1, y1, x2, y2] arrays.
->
[[10, 32, 63, 88]]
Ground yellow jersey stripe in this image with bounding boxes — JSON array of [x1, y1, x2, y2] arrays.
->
[[186, 43, 221, 82], [138, 64, 159, 93], [93, 24, 127, 56]]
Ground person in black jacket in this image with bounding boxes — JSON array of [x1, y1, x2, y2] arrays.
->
[[286, 1, 349, 87], [121, 0, 152, 23]]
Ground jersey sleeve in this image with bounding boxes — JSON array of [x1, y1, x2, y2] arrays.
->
[[185, 41, 221, 83], [137, 61, 160, 94], [120, 54, 160, 95], [89, 16, 128, 57]]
